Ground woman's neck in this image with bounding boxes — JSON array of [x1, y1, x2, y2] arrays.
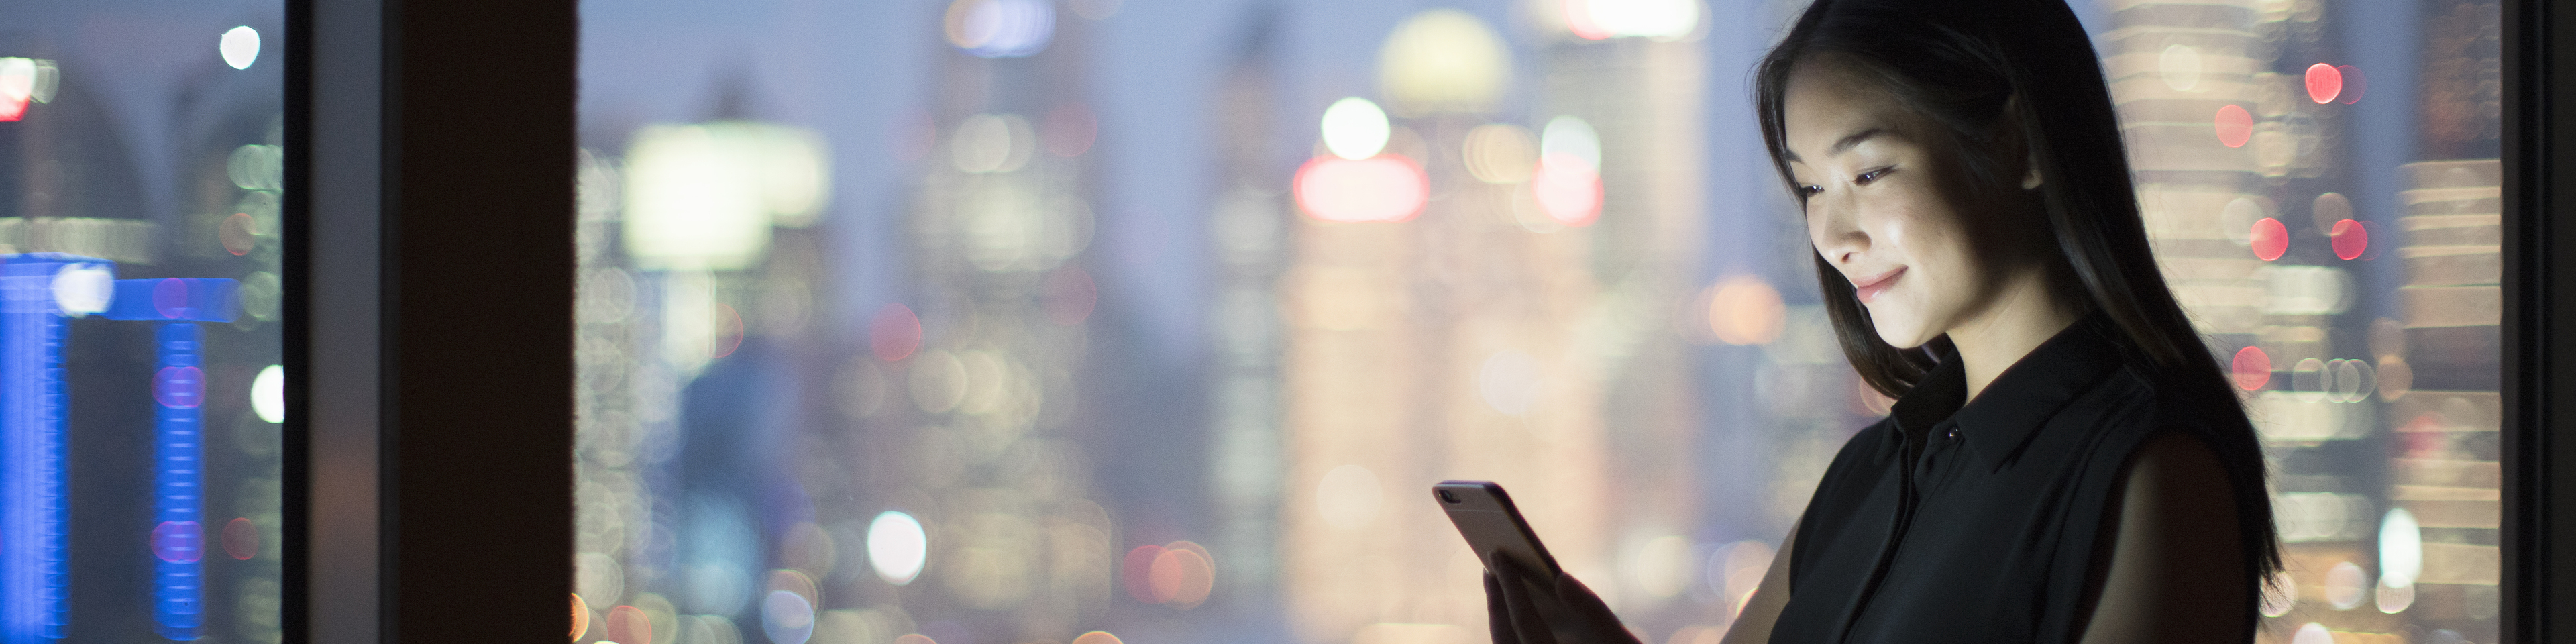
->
[[1946, 266, 2084, 401]]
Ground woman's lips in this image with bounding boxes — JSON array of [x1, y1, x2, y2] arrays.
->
[[1851, 267, 1904, 304]]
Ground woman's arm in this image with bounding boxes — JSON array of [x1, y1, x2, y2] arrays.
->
[[1717, 523, 1796, 644], [2076, 433, 2247, 644]]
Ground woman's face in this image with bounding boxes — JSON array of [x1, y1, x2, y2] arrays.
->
[[1782, 58, 2029, 350]]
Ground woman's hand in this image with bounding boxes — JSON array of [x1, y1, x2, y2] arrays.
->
[[1482, 557, 1640, 644]]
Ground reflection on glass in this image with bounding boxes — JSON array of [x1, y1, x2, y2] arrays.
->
[[576, 1, 2505, 643], [1, 5, 285, 643]]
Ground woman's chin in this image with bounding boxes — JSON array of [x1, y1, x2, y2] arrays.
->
[[1870, 319, 1938, 350]]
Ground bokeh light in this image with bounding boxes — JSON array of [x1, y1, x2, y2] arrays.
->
[[1320, 98, 1391, 160], [866, 511, 928, 586], [151, 521, 203, 563], [1625, 535, 1694, 598], [1122, 544, 1169, 604], [2337, 64, 2367, 105], [572, 594, 591, 639], [251, 364, 286, 423], [943, 0, 1054, 58], [222, 517, 258, 561], [2324, 561, 2367, 610], [48, 263, 112, 317], [2292, 623, 2332, 644], [1540, 116, 1602, 172], [1462, 123, 1537, 183], [1705, 276, 1785, 345], [1575, 0, 1702, 40], [870, 304, 922, 362], [1531, 154, 1602, 226], [1293, 156, 1428, 223], [0, 58, 35, 121], [2159, 44, 2201, 91], [763, 590, 816, 644], [221, 213, 257, 255], [1071, 632, 1122, 644], [2331, 219, 2369, 260], [1148, 542, 1214, 609], [2381, 508, 2423, 588], [2231, 346, 2272, 391], [713, 304, 744, 359], [2251, 217, 2288, 261], [2262, 571, 2297, 618], [1377, 10, 1510, 115], [608, 604, 653, 644], [952, 113, 1034, 174], [219, 26, 260, 70], [2214, 105, 2253, 148], [2304, 63, 2343, 104]]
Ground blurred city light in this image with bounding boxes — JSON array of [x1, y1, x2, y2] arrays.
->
[[944, 0, 1054, 58], [1293, 156, 1428, 223], [220, 26, 260, 70], [251, 364, 286, 423], [867, 511, 928, 586], [1377, 10, 1509, 115], [1462, 123, 1537, 183], [623, 123, 833, 269], [1570, 0, 1702, 41], [1320, 98, 1391, 161]]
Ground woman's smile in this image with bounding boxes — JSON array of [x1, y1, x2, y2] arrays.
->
[[1850, 266, 1905, 305]]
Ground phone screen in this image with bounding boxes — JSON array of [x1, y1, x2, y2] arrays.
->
[[1433, 480, 1561, 576]]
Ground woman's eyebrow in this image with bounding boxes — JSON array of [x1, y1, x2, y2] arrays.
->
[[1784, 127, 1890, 164]]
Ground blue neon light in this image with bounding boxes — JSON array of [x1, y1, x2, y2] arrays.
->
[[0, 254, 96, 644], [99, 279, 233, 641]]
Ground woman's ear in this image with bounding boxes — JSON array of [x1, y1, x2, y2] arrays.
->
[[1997, 95, 2043, 191]]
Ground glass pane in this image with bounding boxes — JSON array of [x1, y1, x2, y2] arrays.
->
[[1, 3, 288, 643], [2108, 0, 2503, 641], [573, 1, 2503, 643]]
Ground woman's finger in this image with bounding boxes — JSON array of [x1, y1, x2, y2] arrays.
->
[[1485, 572, 1523, 644], [1493, 558, 1560, 644]]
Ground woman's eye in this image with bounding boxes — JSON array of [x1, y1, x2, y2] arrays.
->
[[1797, 184, 1823, 197], [1855, 168, 1892, 184]]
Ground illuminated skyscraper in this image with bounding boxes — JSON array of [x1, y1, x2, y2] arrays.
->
[[2106, 0, 2501, 639], [1278, 4, 1709, 641]]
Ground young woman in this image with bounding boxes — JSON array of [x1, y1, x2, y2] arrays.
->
[[1479, 0, 2282, 641]]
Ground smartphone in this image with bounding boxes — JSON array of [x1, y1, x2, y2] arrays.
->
[[1433, 480, 1562, 576]]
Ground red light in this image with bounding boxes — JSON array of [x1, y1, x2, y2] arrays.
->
[[2330, 219, 2368, 260], [870, 303, 922, 361], [2214, 105, 2253, 148], [1293, 155, 1428, 223], [222, 517, 258, 561], [1123, 545, 1171, 603], [2337, 65, 2366, 105], [2304, 63, 2342, 104], [607, 605, 653, 644], [1531, 154, 1603, 227], [2250, 217, 2288, 261], [1043, 102, 1097, 157], [1044, 268, 1097, 325], [0, 95, 23, 122], [221, 213, 256, 255], [2231, 346, 2271, 391], [1562, 0, 1612, 40]]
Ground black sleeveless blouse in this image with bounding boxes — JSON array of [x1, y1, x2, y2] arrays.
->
[[1770, 315, 2257, 643]]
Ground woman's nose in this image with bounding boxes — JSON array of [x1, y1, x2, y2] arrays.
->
[[1809, 196, 1868, 265]]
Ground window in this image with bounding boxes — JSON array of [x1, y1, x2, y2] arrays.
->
[[570, 1, 2502, 643], [1, 4, 287, 643]]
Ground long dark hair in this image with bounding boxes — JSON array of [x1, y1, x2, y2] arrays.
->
[[1754, 0, 2284, 616]]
